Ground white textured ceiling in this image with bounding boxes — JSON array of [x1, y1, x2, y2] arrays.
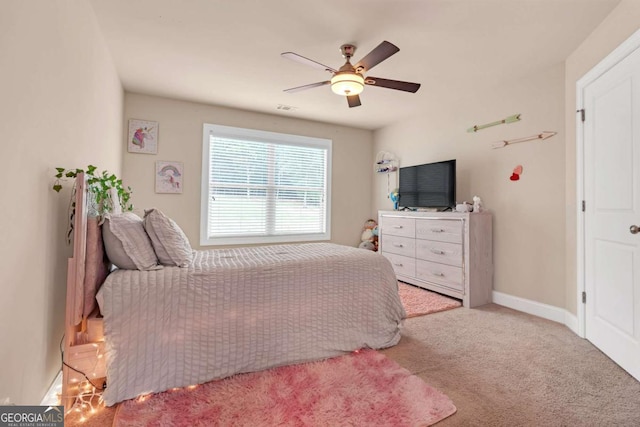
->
[[89, 0, 619, 130]]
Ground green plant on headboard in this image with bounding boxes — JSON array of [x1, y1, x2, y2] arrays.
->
[[53, 165, 133, 215], [53, 165, 133, 243]]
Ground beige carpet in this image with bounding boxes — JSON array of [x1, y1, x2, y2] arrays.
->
[[381, 304, 640, 426], [65, 303, 640, 426]]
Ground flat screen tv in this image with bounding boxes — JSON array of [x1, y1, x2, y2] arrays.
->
[[398, 159, 456, 210]]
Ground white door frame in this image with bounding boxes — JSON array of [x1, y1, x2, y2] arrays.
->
[[576, 29, 640, 339]]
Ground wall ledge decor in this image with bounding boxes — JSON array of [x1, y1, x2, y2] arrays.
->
[[467, 114, 521, 133], [492, 131, 557, 149]]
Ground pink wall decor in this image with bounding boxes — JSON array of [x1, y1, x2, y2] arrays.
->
[[510, 165, 523, 181]]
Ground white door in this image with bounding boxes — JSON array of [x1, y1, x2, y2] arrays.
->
[[583, 43, 640, 381]]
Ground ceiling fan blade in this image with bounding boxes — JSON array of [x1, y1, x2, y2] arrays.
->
[[365, 76, 421, 93], [283, 81, 330, 93], [354, 41, 399, 73], [281, 52, 337, 73], [347, 94, 361, 108]]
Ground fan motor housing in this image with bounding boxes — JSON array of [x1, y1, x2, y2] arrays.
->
[[339, 44, 357, 59]]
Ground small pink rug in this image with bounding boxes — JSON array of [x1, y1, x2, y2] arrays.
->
[[113, 350, 456, 427], [398, 281, 462, 317]]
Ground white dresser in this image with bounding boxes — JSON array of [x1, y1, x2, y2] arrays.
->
[[378, 210, 493, 308]]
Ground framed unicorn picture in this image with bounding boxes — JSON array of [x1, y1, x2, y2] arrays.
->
[[155, 161, 183, 194], [128, 119, 158, 154]]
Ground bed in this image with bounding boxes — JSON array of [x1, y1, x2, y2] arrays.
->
[[62, 173, 405, 408]]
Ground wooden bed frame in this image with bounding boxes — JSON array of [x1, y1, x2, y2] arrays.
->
[[62, 173, 107, 411], [59, 174, 405, 410]]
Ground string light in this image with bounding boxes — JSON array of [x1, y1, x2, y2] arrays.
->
[[68, 379, 104, 417], [136, 394, 150, 403], [63, 344, 105, 422]]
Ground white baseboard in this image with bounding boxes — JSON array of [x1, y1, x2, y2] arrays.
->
[[492, 291, 579, 335], [563, 311, 581, 336], [41, 370, 62, 406]]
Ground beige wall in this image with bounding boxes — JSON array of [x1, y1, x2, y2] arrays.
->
[[373, 64, 566, 307], [0, 1, 123, 404], [564, 1, 640, 314], [1, 0, 635, 407], [123, 93, 374, 248]]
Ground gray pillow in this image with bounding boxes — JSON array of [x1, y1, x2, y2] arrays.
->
[[143, 208, 193, 267], [102, 212, 159, 270]]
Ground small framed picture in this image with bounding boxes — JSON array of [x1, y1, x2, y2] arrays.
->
[[128, 119, 158, 154], [155, 161, 183, 194]]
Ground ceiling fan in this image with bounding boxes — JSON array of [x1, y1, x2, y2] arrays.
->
[[281, 41, 421, 108]]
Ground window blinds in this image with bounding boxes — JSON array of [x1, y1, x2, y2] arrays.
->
[[205, 133, 329, 241]]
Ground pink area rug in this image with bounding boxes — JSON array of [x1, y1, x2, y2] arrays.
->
[[113, 350, 456, 427], [398, 281, 462, 317]]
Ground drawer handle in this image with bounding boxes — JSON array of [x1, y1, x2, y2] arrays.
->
[[432, 272, 445, 277], [393, 243, 404, 248], [393, 225, 404, 229], [431, 228, 445, 233], [430, 249, 445, 255], [394, 263, 404, 267]]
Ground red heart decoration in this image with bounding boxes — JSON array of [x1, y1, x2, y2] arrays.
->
[[510, 173, 520, 181]]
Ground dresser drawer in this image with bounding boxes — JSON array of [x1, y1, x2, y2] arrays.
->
[[416, 240, 462, 267], [382, 252, 416, 277], [381, 216, 415, 238], [415, 219, 463, 244], [416, 259, 463, 292], [382, 235, 415, 257]]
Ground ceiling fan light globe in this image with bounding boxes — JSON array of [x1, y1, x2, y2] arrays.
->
[[330, 72, 365, 96]]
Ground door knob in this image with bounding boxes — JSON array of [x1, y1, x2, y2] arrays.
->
[[631, 225, 640, 234]]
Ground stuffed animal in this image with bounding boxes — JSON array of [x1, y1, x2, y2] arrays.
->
[[358, 240, 376, 251], [359, 219, 378, 251], [361, 228, 374, 242], [371, 225, 379, 251]]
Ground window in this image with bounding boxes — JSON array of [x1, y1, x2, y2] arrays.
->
[[201, 124, 332, 246]]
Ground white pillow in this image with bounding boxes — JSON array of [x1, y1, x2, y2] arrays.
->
[[143, 209, 193, 267], [102, 212, 159, 270]]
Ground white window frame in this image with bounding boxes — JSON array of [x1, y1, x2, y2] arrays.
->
[[201, 123, 332, 246]]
